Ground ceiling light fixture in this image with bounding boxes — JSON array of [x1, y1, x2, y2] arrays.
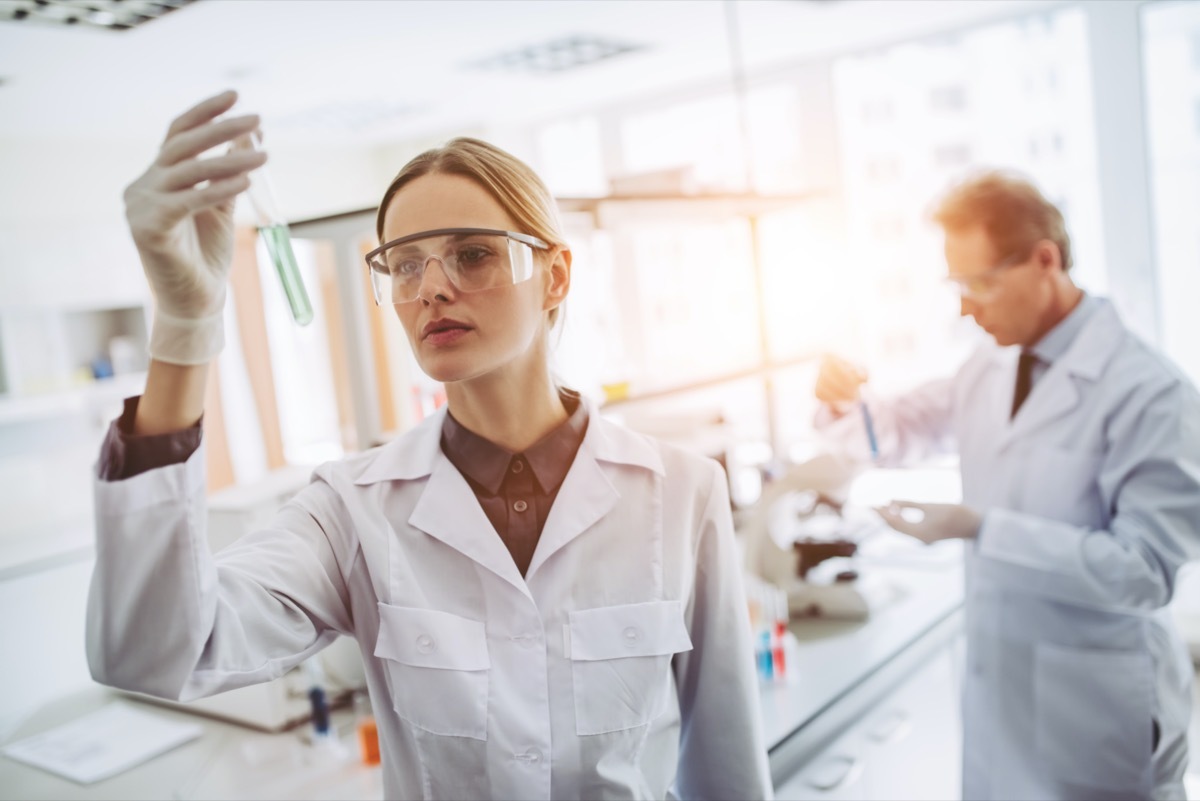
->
[[0, 0, 198, 31], [469, 34, 645, 74]]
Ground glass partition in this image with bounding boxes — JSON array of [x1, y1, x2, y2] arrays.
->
[[1142, 0, 1200, 384]]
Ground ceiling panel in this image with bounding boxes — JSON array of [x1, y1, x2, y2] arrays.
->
[[0, 0, 1060, 146]]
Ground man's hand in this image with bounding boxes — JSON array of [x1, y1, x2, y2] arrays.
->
[[873, 501, 981, 544], [815, 354, 868, 414]]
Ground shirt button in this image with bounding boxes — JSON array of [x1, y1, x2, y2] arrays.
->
[[511, 460, 524, 474], [416, 634, 436, 654], [623, 626, 641, 646], [513, 499, 528, 513]]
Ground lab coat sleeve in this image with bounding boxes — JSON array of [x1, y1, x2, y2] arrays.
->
[[86, 436, 357, 701], [672, 461, 774, 801], [978, 380, 1200, 611], [814, 376, 957, 467]]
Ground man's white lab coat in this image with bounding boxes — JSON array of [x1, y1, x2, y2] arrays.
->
[[86, 402, 773, 800], [822, 298, 1200, 800]]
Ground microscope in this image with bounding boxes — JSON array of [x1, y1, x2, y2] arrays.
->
[[739, 453, 898, 621]]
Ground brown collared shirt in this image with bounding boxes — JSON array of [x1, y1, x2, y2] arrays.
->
[[98, 396, 204, 481], [439, 389, 588, 576]]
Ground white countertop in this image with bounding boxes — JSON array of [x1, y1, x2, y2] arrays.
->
[[0, 690, 383, 801], [759, 558, 964, 753]]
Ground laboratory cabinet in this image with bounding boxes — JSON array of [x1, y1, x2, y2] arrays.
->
[[775, 622, 964, 800]]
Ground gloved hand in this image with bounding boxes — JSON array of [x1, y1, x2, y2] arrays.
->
[[123, 90, 266, 365], [815, 353, 868, 415], [873, 500, 982, 544]]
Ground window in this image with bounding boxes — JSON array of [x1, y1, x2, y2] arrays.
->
[[930, 85, 968, 112], [830, 5, 1105, 393], [933, 144, 972, 167], [1143, 1, 1200, 384], [616, 83, 808, 195]]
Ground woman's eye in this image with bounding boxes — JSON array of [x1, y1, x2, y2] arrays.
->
[[456, 245, 493, 267], [392, 259, 422, 277]]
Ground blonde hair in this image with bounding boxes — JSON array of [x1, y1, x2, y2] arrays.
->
[[376, 137, 568, 328], [931, 170, 1073, 272]]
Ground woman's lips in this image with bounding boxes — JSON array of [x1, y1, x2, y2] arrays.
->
[[424, 326, 472, 346], [422, 317, 473, 340]]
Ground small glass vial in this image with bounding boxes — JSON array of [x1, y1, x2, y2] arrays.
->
[[244, 132, 314, 326], [353, 691, 380, 766]]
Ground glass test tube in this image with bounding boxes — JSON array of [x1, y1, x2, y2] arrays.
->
[[245, 134, 314, 326]]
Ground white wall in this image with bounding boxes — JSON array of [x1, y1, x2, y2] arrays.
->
[[0, 133, 388, 230]]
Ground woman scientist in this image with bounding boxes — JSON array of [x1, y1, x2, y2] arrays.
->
[[86, 90, 772, 801]]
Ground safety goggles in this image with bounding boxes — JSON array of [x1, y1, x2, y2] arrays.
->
[[365, 228, 550, 306], [945, 251, 1030, 301]]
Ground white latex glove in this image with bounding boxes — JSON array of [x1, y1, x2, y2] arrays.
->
[[123, 90, 267, 365], [873, 500, 981, 544]]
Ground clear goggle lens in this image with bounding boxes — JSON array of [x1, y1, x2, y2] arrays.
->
[[366, 229, 547, 305], [945, 276, 998, 300], [945, 252, 1028, 301]]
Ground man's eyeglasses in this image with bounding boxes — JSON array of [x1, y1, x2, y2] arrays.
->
[[365, 228, 550, 305], [945, 251, 1030, 301]]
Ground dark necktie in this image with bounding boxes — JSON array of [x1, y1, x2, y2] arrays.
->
[[1011, 351, 1038, 418]]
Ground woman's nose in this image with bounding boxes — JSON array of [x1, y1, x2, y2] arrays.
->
[[416, 256, 455, 304]]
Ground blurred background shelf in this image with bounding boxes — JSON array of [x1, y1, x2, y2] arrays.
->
[[0, 371, 147, 427], [0, 522, 94, 582]]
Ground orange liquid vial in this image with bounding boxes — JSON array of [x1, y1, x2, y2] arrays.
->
[[357, 716, 380, 766]]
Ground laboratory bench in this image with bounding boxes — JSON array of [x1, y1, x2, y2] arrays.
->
[[0, 687, 383, 801], [0, 562, 964, 801], [766, 560, 965, 800]]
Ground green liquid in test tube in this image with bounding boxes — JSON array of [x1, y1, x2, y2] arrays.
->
[[246, 134, 313, 326]]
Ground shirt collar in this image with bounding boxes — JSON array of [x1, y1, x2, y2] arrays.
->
[[1028, 292, 1099, 365], [351, 392, 663, 486], [439, 388, 589, 496]]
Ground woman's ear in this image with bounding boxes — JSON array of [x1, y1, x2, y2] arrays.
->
[[543, 246, 572, 311]]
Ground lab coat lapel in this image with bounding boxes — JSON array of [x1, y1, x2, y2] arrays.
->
[[525, 410, 662, 582], [998, 300, 1124, 451], [1001, 364, 1081, 448], [409, 455, 531, 597], [524, 433, 619, 583], [353, 406, 530, 597]]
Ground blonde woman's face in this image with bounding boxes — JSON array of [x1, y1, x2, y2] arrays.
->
[[380, 173, 554, 384]]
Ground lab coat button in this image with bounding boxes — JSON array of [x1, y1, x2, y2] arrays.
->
[[623, 626, 641, 645], [513, 499, 528, 513], [522, 748, 542, 764], [513, 634, 537, 649], [416, 634, 436, 654]]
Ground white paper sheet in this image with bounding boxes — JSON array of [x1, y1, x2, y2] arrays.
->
[[1, 701, 203, 784]]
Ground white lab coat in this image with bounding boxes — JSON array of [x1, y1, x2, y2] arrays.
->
[[821, 299, 1200, 800], [86, 400, 773, 801]]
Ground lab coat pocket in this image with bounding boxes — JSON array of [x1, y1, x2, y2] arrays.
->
[[375, 603, 490, 740], [568, 600, 693, 736], [1034, 643, 1153, 792]]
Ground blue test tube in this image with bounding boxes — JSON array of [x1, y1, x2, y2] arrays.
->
[[860, 401, 879, 461], [758, 629, 774, 679]]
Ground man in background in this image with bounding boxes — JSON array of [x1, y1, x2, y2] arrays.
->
[[816, 171, 1200, 800]]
